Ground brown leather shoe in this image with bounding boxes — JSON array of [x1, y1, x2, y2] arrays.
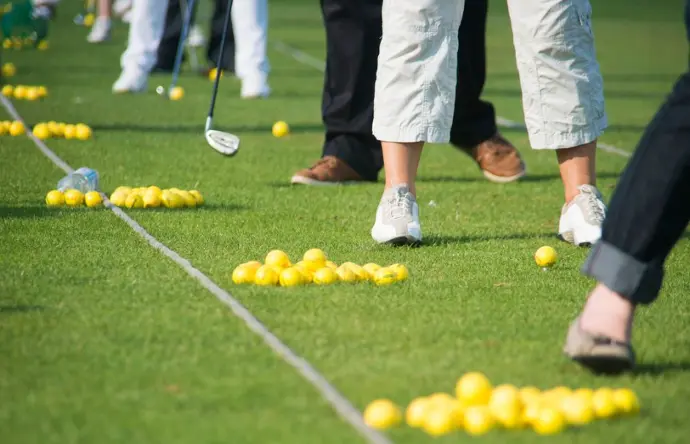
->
[[291, 156, 366, 185], [460, 133, 526, 183]]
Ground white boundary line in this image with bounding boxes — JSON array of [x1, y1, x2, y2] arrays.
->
[[0, 95, 392, 444], [273, 41, 632, 159]]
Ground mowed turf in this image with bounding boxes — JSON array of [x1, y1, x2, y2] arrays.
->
[[1, 0, 690, 443]]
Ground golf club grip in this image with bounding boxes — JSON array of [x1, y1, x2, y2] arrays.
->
[[207, 0, 234, 119], [170, 0, 197, 90]]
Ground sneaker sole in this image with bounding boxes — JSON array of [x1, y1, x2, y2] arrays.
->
[[571, 356, 633, 375], [482, 164, 527, 184], [290, 175, 362, 186], [557, 231, 594, 248], [381, 235, 422, 247]]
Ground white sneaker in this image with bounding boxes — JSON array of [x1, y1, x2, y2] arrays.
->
[[371, 184, 422, 245], [240, 72, 270, 99], [86, 17, 111, 43], [112, 69, 148, 94], [558, 184, 607, 246], [113, 0, 132, 17]]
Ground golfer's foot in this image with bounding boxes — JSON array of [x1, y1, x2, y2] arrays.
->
[[558, 185, 607, 246], [371, 184, 422, 245], [563, 318, 635, 375], [459, 133, 526, 183], [86, 17, 111, 43], [113, 0, 132, 18], [291, 156, 366, 185], [240, 74, 271, 99], [112, 69, 147, 94]]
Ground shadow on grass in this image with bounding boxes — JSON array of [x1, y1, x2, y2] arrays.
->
[[0, 305, 46, 314], [0, 205, 60, 219], [121, 203, 248, 213], [634, 361, 690, 376], [418, 171, 622, 184], [89, 122, 325, 134], [422, 232, 554, 246]]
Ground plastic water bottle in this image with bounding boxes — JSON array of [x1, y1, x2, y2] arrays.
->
[[57, 167, 99, 192]]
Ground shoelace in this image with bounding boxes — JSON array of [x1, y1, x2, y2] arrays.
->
[[583, 191, 606, 223], [387, 189, 413, 220]]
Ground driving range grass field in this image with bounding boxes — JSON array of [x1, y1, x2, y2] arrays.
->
[[2, 0, 690, 442]]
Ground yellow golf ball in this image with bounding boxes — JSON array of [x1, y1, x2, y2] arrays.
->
[[75, 123, 92, 140], [169, 86, 184, 100], [313, 267, 338, 285], [13, 85, 26, 99], [456, 372, 493, 406], [125, 193, 144, 209], [25, 87, 40, 101], [208, 67, 223, 81], [272, 120, 290, 138], [265, 250, 291, 269], [64, 189, 85, 207], [84, 191, 103, 208], [254, 265, 279, 286], [232, 264, 257, 284], [63, 124, 77, 139], [45, 190, 64, 207], [303, 248, 327, 270], [1, 62, 16, 77], [32, 123, 50, 140], [279, 267, 303, 287], [9, 120, 25, 136], [373, 267, 397, 286], [1, 84, 13, 97], [363, 399, 402, 430], [534, 246, 557, 268]]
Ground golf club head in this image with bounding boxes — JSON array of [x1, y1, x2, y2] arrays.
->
[[206, 129, 240, 156]]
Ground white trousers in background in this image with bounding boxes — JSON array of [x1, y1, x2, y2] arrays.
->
[[372, 0, 607, 149], [232, 0, 270, 96], [120, 0, 169, 74]]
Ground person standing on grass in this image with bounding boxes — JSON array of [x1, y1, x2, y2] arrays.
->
[[370, 0, 607, 247], [113, 0, 270, 99], [291, 0, 526, 187], [563, 0, 690, 375], [86, 0, 113, 43]]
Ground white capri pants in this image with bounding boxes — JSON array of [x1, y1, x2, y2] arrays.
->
[[372, 0, 607, 149]]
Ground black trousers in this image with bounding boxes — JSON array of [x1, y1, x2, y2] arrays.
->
[[581, 0, 690, 305], [321, 0, 497, 181], [155, 0, 235, 72]]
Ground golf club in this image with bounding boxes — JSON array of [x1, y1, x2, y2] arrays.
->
[[204, 0, 239, 156], [179, 0, 200, 72], [167, 0, 197, 96]]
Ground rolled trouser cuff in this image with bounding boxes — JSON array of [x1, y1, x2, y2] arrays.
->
[[582, 241, 664, 305]]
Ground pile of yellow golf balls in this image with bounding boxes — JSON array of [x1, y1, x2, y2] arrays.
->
[[232, 249, 409, 287], [0, 120, 26, 136], [364, 372, 641, 437], [2, 62, 16, 77], [1, 38, 48, 50], [28, 121, 92, 140], [108, 186, 204, 209], [45, 189, 103, 208], [1, 84, 48, 100]]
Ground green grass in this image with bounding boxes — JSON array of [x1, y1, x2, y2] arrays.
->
[[1, 0, 690, 443]]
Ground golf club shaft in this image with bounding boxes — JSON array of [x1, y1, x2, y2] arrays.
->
[[169, 0, 197, 91], [207, 0, 234, 120]]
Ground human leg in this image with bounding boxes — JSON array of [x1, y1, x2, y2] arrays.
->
[[87, 0, 112, 42], [113, 0, 170, 93], [291, 0, 383, 185], [231, 0, 270, 98], [507, 0, 607, 246], [564, 68, 690, 373], [371, 0, 464, 244]]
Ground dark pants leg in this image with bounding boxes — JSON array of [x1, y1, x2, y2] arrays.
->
[[206, 0, 235, 70], [155, 0, 235, 72], [321, 0, 382, 181], [582, 69, 690, 305], [321, 0, 495, 179], [449, 0, 497, 149]]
